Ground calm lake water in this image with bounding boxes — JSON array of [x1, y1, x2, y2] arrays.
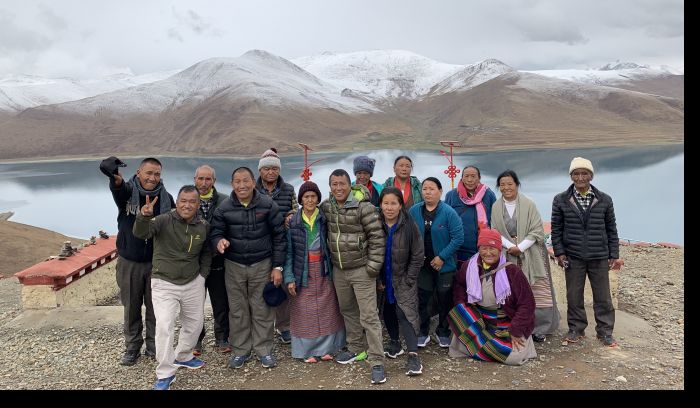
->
[[0, 144, 684, 245]]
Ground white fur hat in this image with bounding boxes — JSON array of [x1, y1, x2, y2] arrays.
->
[[569, 157, 594, 175]]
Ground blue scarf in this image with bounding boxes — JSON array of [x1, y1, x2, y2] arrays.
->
[[383, 223, 398, 304]]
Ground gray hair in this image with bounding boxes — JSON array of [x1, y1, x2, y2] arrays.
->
[[194, 165, 216, 179]]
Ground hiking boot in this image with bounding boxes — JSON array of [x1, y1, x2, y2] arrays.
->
[[215, 340, 232, 353], [229, 354, 251, 369], [562, 330, 585, 345], [532, 334, 547, 343], [277, 329, 291, 344], [383, 339, 404, 359], [335, 350, 367, 364], [120, 350, 140, 366], [417, 335, 431, 348], [260, 354, 277, 368], [370, 365, 387, 384], [153, 375, 176, 390], [597, 334, 618, 347], [173, 357, 205, 369], [193, 340, 203, 356], [405, 352, 423, 376]]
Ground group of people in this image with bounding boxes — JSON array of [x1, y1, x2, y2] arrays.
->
[[101, 150, 620, 390]]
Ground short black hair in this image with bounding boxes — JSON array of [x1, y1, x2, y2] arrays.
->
[[178, 185, 198, 197], [422, 176, 442, 190], [462, 165, 481, 178], [231, 166, 255, 181], [378, 186, 405, 208], [496, 169, 521, 187], [328, 169, 351, 185], [394, 155, 413, 166], [140, 157, 162, 168]]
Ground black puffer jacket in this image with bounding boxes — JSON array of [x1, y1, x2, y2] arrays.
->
[[110, 178, 174, 263], [210, 189, 286, 267], [551, 184, 619, 261], [255, 175, 298, 217], [199, 187, 227, 271]]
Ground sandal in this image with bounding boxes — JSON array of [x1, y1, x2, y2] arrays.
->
[[304, 356, 319, 363]]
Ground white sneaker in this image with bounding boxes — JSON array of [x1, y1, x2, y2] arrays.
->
[[417, 335, 430, 348]]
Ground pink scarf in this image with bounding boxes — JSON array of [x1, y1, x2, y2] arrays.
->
[[458, 182, 489, 230], [465, 252, 511, 305]]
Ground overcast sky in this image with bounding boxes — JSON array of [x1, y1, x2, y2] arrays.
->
[[0, 0, 684, 79]]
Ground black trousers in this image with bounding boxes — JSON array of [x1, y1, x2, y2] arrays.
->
[[116, 257, 156, 353], [417, 265, 455, 338], [197, 266, 230, 344], [383, 298, 418, 352], [565, 257, 615, 336]]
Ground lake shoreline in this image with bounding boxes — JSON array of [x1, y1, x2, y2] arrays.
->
[[0, 140, 684, 164]]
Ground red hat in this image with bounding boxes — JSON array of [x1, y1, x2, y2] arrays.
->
[[478, 228, 502, 251]]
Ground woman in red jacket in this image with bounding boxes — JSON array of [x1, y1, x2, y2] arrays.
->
[[448, 228, 537, 365]]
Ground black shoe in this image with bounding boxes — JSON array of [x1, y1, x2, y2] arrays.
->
[[532, 334, 547, 343], [144, 348, 156, 358], [383, 339, 405, 359], [371, 365, 387, 385], [596, 334, 618, 347], [120, 350, 140, 366], [405, 352, 423, 376]]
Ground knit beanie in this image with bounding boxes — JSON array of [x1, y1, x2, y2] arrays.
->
[[297, 181, 322, 203], [258, 148, 282, 170], [569, 157, 594, 175], [477, 228, 503, 251], [353, 155, 376, 176]]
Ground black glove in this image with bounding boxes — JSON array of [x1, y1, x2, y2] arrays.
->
[[99, 156, 127, 179]]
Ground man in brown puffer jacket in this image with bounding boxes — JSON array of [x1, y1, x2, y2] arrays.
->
[[320, 169, 386, 385]]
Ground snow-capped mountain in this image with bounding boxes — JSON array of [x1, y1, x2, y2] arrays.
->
[[51, 50, 377, 115], [0, 70, 179, 113], [525, 61, 683, 86], [426, 59, 514, 96], [291, 50, 465, 99]]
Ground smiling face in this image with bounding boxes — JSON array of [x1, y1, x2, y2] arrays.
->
[[479, 245, 500, 266], [461, 166, 480, 191], [136, 162, 162, 191], [176, 190, 200, 222], [355, 170, 371, 186], [231, 169, 255, 202], [498, 176, 518, 201], [380, 192, 402, 223], [329, 174, 351, 204]]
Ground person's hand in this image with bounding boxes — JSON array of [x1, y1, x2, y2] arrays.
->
[[271, 269, 283, 287], [140, 195, 158, 217], [556, 255, 569, 269], [287, 282, 297, 296], [430, 256, 444, 271], [609, 258, 623, 270], [377, 281, 385, 292], [512, 336, 525, 352], [217, 239, 230, 254], [285, 213, 293, 229], [507, 246, 522, 256], [113, 171, 123, 187]]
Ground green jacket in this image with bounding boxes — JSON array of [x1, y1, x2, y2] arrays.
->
[[133, 210, 212, 285], [319, 184, 385, 277], [382, 176, 423, 206]]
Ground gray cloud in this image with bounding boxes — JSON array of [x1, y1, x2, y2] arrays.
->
[[38, 5, 67, 31], [0, 9, 52, 52], [520, 25, 588, 45], [168, 7, 224, 40]]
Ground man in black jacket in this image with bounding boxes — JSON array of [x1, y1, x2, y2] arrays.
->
[[255, 148, 298, 344], [211, 166, 286, 370], [551, 157, 620, 347], [103, 157, 175, 366], [192, 165, 231, 355]]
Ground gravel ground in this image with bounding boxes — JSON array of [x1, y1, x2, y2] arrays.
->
[[0, 246, 683, 390]]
